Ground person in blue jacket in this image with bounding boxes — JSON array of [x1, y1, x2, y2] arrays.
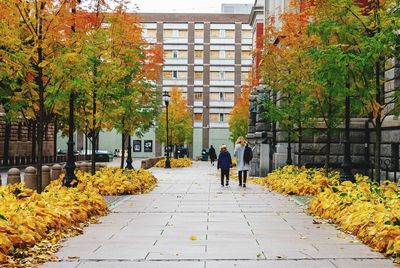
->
[[217, 144, 232, 186]]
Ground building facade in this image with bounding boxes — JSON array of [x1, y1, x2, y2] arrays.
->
[[140, 12, 253, 158], [247, 0, 400, 179]]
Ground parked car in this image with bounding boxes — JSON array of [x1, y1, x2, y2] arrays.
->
[[80, 149, 114, 162]]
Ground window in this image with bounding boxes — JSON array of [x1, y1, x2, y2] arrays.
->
[[225, 30, 235, 38], [210, 50, 219, 59], [219, 71, 225, 80], [194, 72, 203, 80], [225, 93, 234, 101], [219, 50, 225, 59], [146, 29, 157, 38], [219, 92, 224, 100], [194, 92, 203, 100], [241, 51, 252, 59], [220, 29, 225, 38], [219, 113, 224, 122], [242, 30, 252, 38], [195, 50, 203, 58], [226, 51, 235, 59], [164, 29, 173, 37], [195, 29, 203, 38], [210, 93, 219, 101], [210, 113, 219, 122], [172, 70, 178, 79], [163, 71, 172, 79], [172, 50, 178, 58], [211, 29, 220, 38], [173, 29, 179, 37], [177, 71, 187, 79], [194, 113, 203, 121], [225, 72, 234, 80]]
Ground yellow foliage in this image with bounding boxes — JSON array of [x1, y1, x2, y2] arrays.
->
[[155, 158, 192, 168], [76, 167, 157, 196], [0, 167, 157, 266], [257, 165, 338, 196], [308, 180, 400, 261]]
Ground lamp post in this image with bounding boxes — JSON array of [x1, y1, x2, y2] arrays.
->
[[163, 91, 171, 168], [339, 95, 355, 183], [64, 91, 77, 187], [125, 135, 133, 169]]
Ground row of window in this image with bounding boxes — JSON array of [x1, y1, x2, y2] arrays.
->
[[194, 113, 230, 123], [193, 92, 235, 101], [165, 50, 252, 59], [163, 71, 249, 81], [163, 71, 237, 80], [144, 29, 252, 39]]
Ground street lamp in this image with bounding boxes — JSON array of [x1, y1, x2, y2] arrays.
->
[[162, 91, 171, 168], [339, 95, 355, 183], [125, 135, 133, 169], [64, 91, 77, 187]]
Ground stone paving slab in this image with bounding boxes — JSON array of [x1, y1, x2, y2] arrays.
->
[[42, 161, 398, 267]]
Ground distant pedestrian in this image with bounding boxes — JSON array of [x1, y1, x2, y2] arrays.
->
[[234, 136, 252, 187], [217, 144, 232, 187], [209, 145, 217, 166]]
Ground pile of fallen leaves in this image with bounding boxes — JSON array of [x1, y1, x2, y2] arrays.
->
[[76, 167, 157, 195], [0, 167, 158, 266], [155, 157, 192, 168], [259, 165, 338, 196], [0, 180, 108, 266], [308, 177, 400, 263]]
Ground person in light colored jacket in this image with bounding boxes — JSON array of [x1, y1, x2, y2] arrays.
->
[[234, 136, 250, 187]]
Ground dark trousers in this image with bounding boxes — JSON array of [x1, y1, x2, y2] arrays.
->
[[238, 170, 248, 185], [221, 169, 229, 185]]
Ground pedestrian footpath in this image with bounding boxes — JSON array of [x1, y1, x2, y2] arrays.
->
[[42, 161, 397, 268]]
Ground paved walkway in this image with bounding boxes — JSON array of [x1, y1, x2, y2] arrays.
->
[[42, 161, 397, 268]]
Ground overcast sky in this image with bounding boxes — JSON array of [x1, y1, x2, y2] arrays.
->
[[129, 0, 254, 13]]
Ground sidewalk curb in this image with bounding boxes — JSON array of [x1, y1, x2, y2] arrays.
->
[[107, 195, 132, 211]]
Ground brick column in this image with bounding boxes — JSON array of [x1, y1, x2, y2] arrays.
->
[[234, 22, 242, 102], [202, 22, 211, 149]]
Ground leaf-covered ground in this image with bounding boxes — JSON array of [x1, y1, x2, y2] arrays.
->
[[0, 167, 157, 267]]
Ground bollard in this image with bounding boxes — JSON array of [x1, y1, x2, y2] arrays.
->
[[7, 168, 21, 185], [82, 162, 89, 173], [24, 166, 37, 191], [41, 165, 51, 190], [51, 164, 62, 181]]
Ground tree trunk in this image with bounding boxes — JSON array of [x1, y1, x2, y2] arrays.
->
[[298, 126, 302, 166], [121, 133, 125, 169], [53, 118, 58, 162], [91, 91, 97, 175], [3, 122, 11, 166], [324, 129, 331, 176], [85, 126, 88, 160], [31, 122, 37, 163], [374, 119, 382, 182]]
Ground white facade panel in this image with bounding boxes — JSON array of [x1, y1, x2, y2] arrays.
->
[[164, 44, 188, 50], [210, 122, 229, 128], [210, 101, 235, 107], [194, 101, 203, 107], [210, 80, 235, 86], [143, 23, 157, 29], [195, 23, 204, 29], [241, 59, 253, 65], [193, 122, 203, 128], [210, 24, 235, 29], [194, 59, 204, 65], [163, 66, 188, 71], [210, 87, 235, 93], [194, 45, 204, 50], [209, 107, 233, 113], [164, 23, 188, 29], [194, 87, 203, 92], [210, 66, 235, 72], [210, 38, 235, 44], [210, 45, 235, 50], [163, 38, 188, 44], [163, 79, 188, 86], [194, 80, 204, 86], [194, 66, 204, 71], [210, 59, 235, 65], [165, 58, 188, 65]]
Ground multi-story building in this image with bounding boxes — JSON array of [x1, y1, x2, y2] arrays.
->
[[248, 0, 400, 178], [140, 12, 253, 158]]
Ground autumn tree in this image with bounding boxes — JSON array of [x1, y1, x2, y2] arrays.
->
[[156, 88, 192, 148], [229, 78, 251, 144]]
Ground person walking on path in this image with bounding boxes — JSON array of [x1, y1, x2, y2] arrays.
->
[[234, 136, 251, 187], [217, 144, 232, 187], [208, 145, 217, 166]]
